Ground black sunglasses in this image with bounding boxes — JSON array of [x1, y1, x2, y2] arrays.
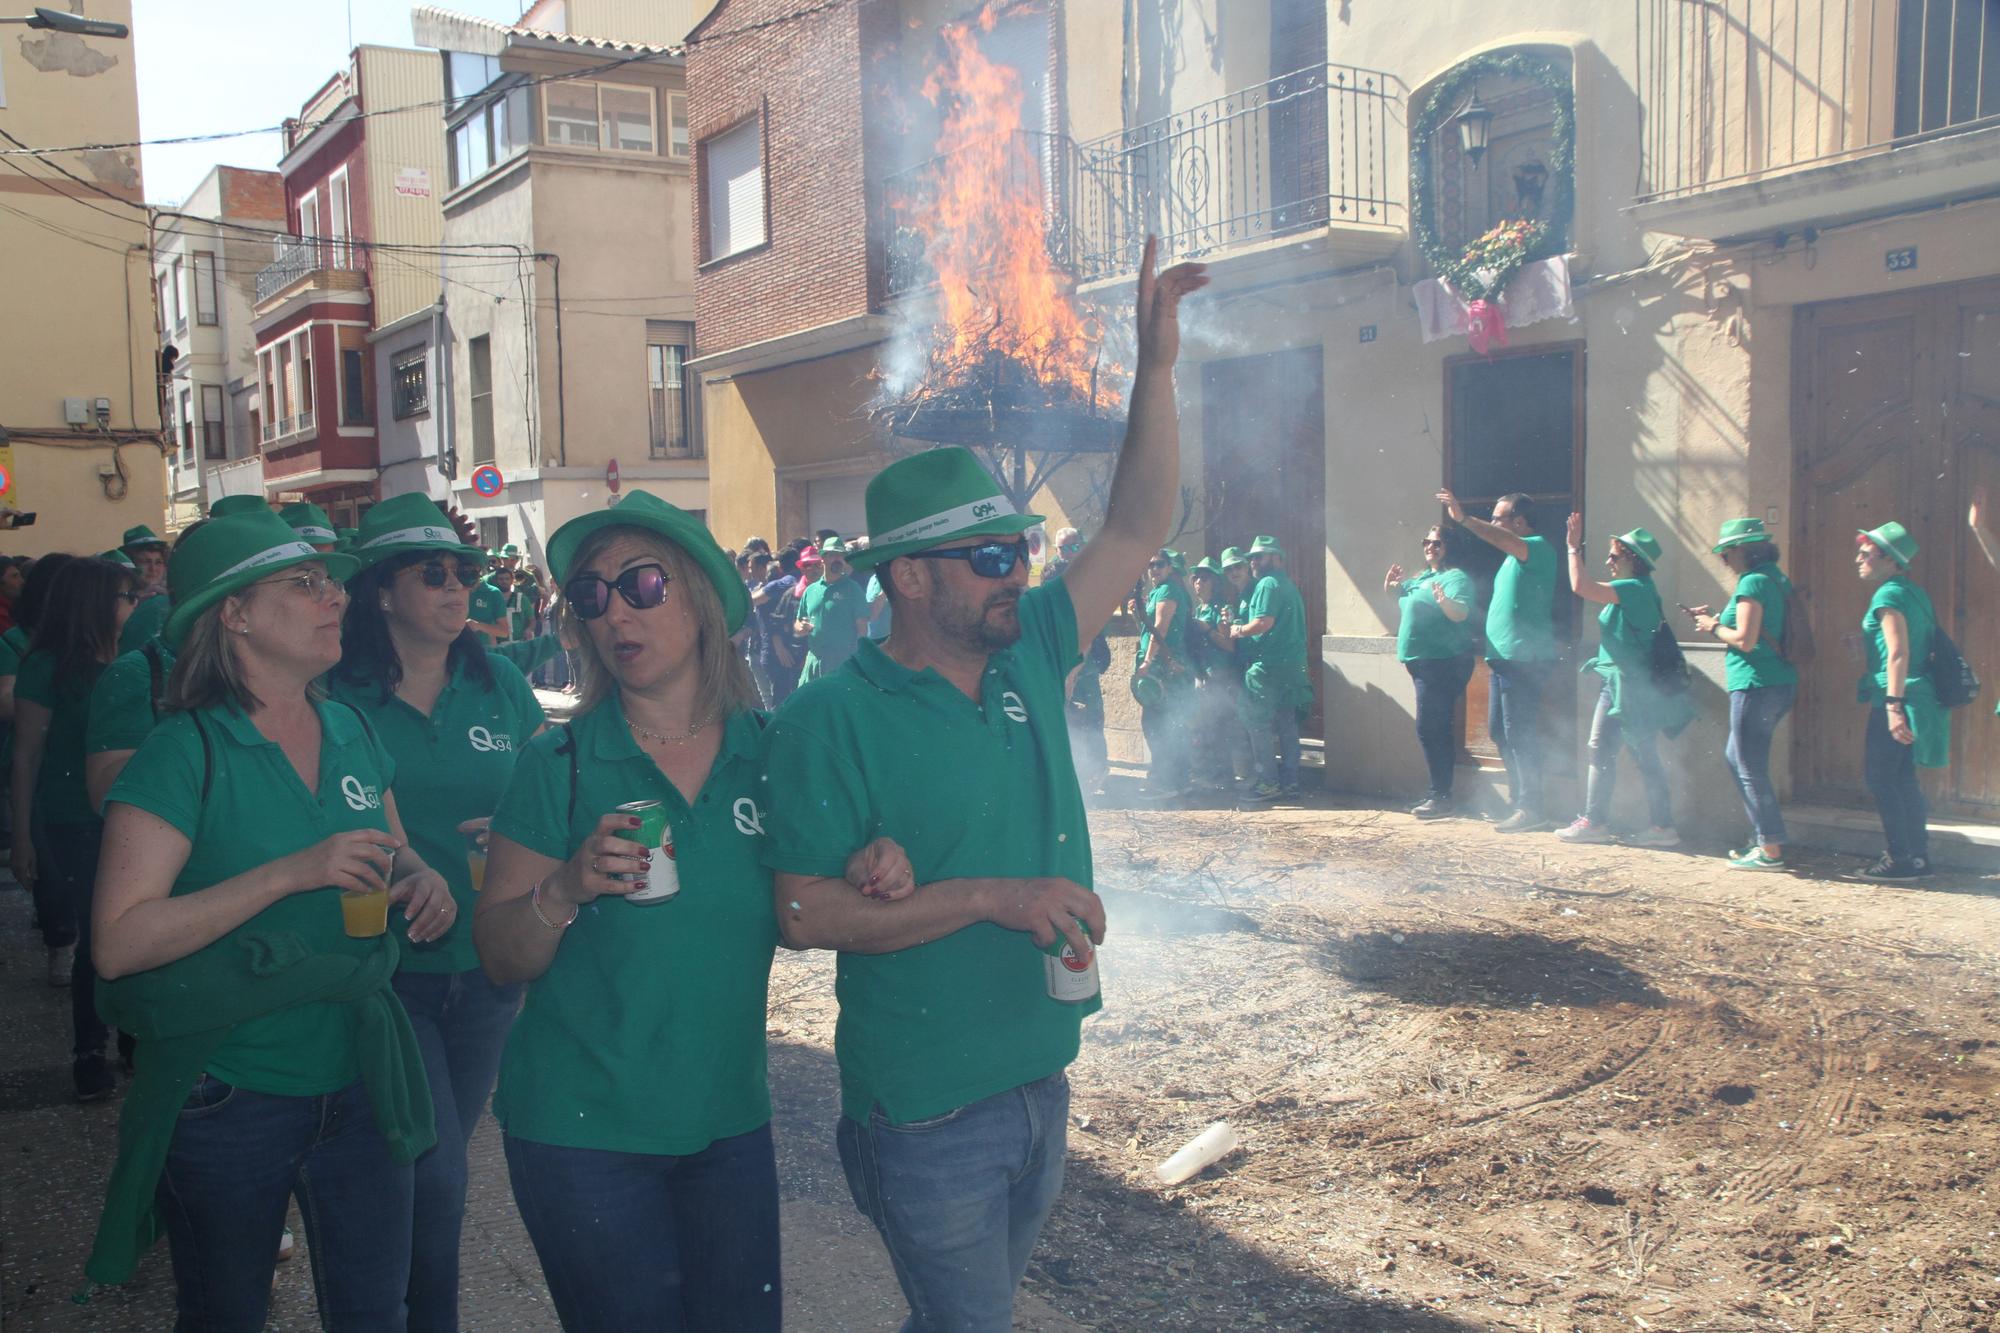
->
[[906, 538, 1029, 579], [565, 563, 672, 619], [411, 556, 485, 589]]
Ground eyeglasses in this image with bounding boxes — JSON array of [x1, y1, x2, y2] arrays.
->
[[906, 538, 1029, 579], [565, 562, 672, 619], [411, 557, 485, 590], [256, 568, 343, 601], [1421, 539, 1445, 549]]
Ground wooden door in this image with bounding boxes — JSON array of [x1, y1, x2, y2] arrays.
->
[[1793, 277, 2000, 817], [1203, 345, 1327, 737]]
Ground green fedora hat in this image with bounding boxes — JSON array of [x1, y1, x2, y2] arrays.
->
[[1191, 556, 1222, 577], [1247, 534, 1285, 557], [546, 490, 747, 632], [1613, 527, 1663, 565], [280, 501, 337, 547], [849, 448, 1041, 572], [347, 494, 477, 571], [1218, 545, 1249, 569], [163, 511, 358, 648], [100, 548, 136, 568], [499, 543, 521, 559], [209, 495, 269, 519], [817, 534, 852, 557], [1710, 516, 1773, 554], [1155, 548, 1186, 574], [122, 523, 168, 551], [1858, 520, 1918, 568]]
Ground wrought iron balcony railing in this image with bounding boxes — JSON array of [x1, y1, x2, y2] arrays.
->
[[1635, 0, 2000, 201], [255, 235, 364, 305]]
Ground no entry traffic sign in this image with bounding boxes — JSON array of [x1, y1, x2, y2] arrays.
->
[[471, 465, 504, 498]]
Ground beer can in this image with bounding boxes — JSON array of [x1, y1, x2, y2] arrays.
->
[[1041, 927, 1100, 1003], [612, 799, 680, 904]]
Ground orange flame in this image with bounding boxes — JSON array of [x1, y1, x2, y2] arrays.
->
[[904, 3, 1107, 405]]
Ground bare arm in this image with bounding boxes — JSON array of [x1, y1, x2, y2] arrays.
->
[[93, 807, 399, 979], [1565, 514, 1618, 606], [774, 870, 1102, 959], [1139, 597, 1179, 671], [1437, 488, 1529, 562], [1062, 239, 1210, 648], [0, 674, 13, 725], [1433, 582, 1471, 622], [1879, 608, 1915, 745], [474, 814, 647, 986], [1699, 596, 1763, 651]]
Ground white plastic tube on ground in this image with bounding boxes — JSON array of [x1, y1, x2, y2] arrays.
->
[[1154, 1121, 1240, 1186]]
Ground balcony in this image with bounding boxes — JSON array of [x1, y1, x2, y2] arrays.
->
[[255, 235, 366, 307], [261, 409, 316, 444], [1634, 0, 2000, 236]]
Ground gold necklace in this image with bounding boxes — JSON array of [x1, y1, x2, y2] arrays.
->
[[628, 714, 713, 745]]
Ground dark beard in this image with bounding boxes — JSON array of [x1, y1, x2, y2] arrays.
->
[[938, 589, 1023, 654]]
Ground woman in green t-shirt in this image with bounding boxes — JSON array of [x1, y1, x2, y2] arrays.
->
[[473, 492, 908, 1332], [1691, 518, 1799, 870], [88, 510, 455, 1323], [1558, 517, 1691, 846], [1382, 525, 1477, 818], [12, 557, 137, 1100], [1187, 559, 1248, 791], [1133, 548, 1194, 798], [1852, 521, 1946, 880], [3, 553, 76, 975], [330, 494, 547, 1332]]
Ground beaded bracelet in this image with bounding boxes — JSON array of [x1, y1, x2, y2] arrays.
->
[[532, 879, 578, 931]]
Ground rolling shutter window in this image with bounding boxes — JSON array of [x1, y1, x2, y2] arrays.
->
[[705, 118, 765, 260]]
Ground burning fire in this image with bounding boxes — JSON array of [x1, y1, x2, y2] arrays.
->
[[897, 2, 1109, 408]]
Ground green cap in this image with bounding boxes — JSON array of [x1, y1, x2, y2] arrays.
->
[[163, 512, 358, 649], [1192, 557, 1222, 577], [1247, 534, 1285, 557], [546, 490, 747, 632], [1219, 546, 1249, 569], [347, 493, 476, 571], [500, 543, 521, 558], [468, 580, 507, 625], [849, 448, 1041, 571], [279, 501, 337, 546], [1858, 520, 1918, 568], [209, 495, 269, 519], [817, 534, 851, 557], [1613, 527, 1662, 565], [122, 524, 167, 551], [1710, 516, 1773, 554], [100, 548, 136, 568]]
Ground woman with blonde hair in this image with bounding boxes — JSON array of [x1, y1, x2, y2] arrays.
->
[[474, 491, 909, 1331], [85, 509, 454, 1326]]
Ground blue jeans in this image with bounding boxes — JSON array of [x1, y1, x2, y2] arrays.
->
[[45, 819, 106, 1058], [392, 968, 522, 1333], [1863, 705, 1929, 863], [1246, 705, 1302, 792], [1139, 687, 1192, 791], [503, 1124, 782, 1333], [1406, 655, 1475, 801], [1726, 685, 1794, 846], [1487, 657, 1551, 817], [1581, 683, 1674, 828], [838, 1071, 1070, 1333], [157, 1076, 414, 1332]]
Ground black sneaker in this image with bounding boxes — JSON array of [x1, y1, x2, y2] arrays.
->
[[1410, 798, 1454, 820], [116, 1031, 137, 1075], [1860, 854, 1934, 881], [73, 1053, 115, 1103]]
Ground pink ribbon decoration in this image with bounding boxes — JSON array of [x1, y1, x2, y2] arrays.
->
[[1466, 299, 1510, 356]]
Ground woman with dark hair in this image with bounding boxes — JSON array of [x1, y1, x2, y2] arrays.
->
[[1558, 515, 1692, 846], [329, 494, 544, 1333], [11, 557, 139, 1098], [2, 553, 74, 968], [1383, 525, 1477, 819], [1851, 521, 1946, 880], [1133, 548, 1194, 799], [1691, 518, 1799, 870], [473, 492, 909, 1331], [86, 509, 453, 1325]]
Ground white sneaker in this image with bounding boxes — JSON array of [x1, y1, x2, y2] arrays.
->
[[1627, 826, 1682, 848]]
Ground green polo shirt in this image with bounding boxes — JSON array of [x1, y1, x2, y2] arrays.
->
[[86, 641, 173, 756], [330, 653, 544, 974], [801, 575, 869, 667], [1484, 534, 1558, 662], [1140, 582, 1191, 673], [506, 589, 535, 641], [15, 650, 100, 825], [1396, 567, 1475, 661], [469, 581, 507, 629], [105, 699, 399, 1095], [1721, 563, 1798, 691], [760, 579, 1099, 1126], [1245, 571, 1307, 668], [118, 594, 171, 654], [490, 701, 776, 1154]]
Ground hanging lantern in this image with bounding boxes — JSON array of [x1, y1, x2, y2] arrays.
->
[[1455, 87, 1493, 165]]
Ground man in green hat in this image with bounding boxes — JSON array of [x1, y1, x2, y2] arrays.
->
[[1436, 487, 1560, 831], [793, 535, 870, 683], [1228, 535, 1312, 803], [117, 526, 173, 654], [760, 242, 1207, 1328]]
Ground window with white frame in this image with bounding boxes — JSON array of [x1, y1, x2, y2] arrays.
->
[[667, 93, 689, 158], [542, 81, 658, 154], [600, 85, 656, 152], [703, 117, 765, 261], [178, 387, 194, 461], [646, 322, 694, 458], [193, 252, 219, 325], [201, 384, 225, 459], [156, 270, 171, 339], [450, 83, 532, 189], [544, 82, 600, 148], [392, 346, 428, 418], [170, 257, 185, 329]]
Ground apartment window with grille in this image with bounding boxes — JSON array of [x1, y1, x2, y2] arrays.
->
[[469, 335, 495, 465], [702, 116, 765, 261], [201, 383, 225, 459], [392, 346, 429, 418], [646, 322, 694, 458], [193, 251, 219, 325]]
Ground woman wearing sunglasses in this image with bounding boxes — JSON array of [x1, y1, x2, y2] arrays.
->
[[1851, 521, 1946, 880], [328, 494, 546, 1332], [473, 490, 910, 1331], [1382, 525, 1476, 820], [1133, 548, 1194, 799], [86, 510, 451, 1325]]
